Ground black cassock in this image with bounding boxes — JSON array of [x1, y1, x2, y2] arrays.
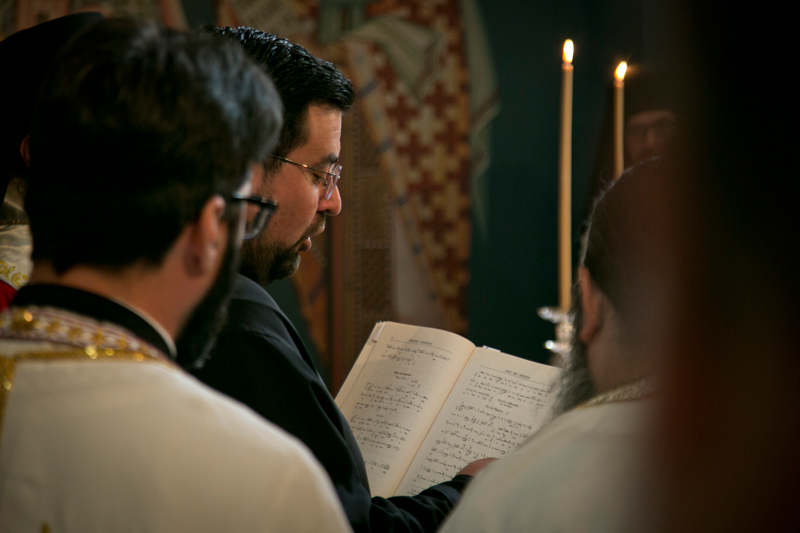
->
[[190, 274, 470, 533]]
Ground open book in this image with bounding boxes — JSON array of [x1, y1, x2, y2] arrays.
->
[[335, 321, 561, 498]]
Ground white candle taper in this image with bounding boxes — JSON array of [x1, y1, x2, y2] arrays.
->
[[613, 61, 627, 178], [559, 40, 574, 311]]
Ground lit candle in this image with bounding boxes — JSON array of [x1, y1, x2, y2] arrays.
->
[[559, 39, 574, 312], [613, 61, 627, 178]]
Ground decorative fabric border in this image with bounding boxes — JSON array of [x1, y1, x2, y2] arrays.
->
[[578, 376, 656, 409], [0, 305, 175, 448], [0, 306, 165, 359]]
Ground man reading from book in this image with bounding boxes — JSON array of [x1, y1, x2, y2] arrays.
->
[[439, 158, 667, 533], [178, 27, 493, 533]]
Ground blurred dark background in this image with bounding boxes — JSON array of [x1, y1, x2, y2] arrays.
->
[[467, 0, 670, 363]]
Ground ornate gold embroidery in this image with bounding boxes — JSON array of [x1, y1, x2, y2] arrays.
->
[[0, 306, 175, 446], [0, 260, 29, 289], [0, 358, 13, 391], [9, 309, 35, 333], [1, 307, 160, 359], [45, 320, 61, 335], [10, 271, 28, 286], [0, 349, 174, 448], [0, 357, 16, 448], [578, 376, 655, 409], [68, 326, 82, 341], [0, 260, 15, 280], [91, 331, 106, 346]]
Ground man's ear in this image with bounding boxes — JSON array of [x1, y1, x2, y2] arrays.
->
[[19, 135, 31, 167], [184, 195, 227, 277], [578, 266, 605, 344]]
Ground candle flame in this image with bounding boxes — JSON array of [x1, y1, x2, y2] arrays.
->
[[615, 61, 627, 81], [563, 40, 574, 63]]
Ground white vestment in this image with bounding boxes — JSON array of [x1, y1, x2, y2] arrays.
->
[[0, 305, 352, 532], [0, 178, 33, 292], [439, 389, 654, 533]]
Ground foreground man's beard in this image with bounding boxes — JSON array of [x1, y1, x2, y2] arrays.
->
[[175, 236, 239, 370], [552, 302, 597, 417]]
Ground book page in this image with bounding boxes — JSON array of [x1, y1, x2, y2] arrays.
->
[[335, 322, 475, 497], [394, 348, 560, 496]]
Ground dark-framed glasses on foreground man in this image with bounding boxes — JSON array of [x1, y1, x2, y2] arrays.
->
[[232, 192, 277, 239]]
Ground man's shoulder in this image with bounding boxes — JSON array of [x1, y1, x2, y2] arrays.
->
[[169, 371, 338, 474], [226, 274, 291, 335], [137, 369, 351, 528], [6, 351, 323, 485], [1, 351, 351, 532], [439, 400, 652, 533], [7, 344, 303, 456], [500, 399, 650, 473], [231, 274, 279, 307], [222, 275, 313, 364]]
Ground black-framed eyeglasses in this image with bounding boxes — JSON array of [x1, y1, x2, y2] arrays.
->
[[271, 155, 342, 200], [231, 193, 277, 240]]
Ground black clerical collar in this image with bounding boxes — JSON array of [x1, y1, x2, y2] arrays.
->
[[13, 284, 175, 358]]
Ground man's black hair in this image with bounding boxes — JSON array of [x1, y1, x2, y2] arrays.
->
[[26, 18, 282, 273], [200, 26, 355, 173]]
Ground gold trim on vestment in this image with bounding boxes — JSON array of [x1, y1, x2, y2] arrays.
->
[[0, 349, 174, 448], [0, 306, 163, 358], [0, 306, 175, 448], [0, 259, 28, 289], [578, 376, 655, 409], [0, 348, 174, 451]]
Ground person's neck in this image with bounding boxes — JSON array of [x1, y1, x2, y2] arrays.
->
[[30, 261, 184, 340], [589, 336, 654, 395]]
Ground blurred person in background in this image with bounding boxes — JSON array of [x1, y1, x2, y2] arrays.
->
[[0, 13, 103, 309], [439, 158, 674, 533], [584, 69, 679, 220]]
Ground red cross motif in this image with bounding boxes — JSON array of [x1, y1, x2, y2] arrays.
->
[[425, 83, 457, 118], [387, 93, 419, 130], [396, 132, 432, 168]]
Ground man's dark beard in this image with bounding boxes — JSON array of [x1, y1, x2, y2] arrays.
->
[[175, 236, 239, 370], [239, 214, 325, 287], [552, 300, 597, 417], [239, 234, 299, 287]]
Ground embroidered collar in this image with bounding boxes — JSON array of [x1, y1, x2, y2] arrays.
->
[[578, 376, 656, 409], [12, 284, 174, 357], [0, 306, 167, 361]]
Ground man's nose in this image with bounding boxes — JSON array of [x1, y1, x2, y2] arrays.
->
[[319, 184, 342, 216]]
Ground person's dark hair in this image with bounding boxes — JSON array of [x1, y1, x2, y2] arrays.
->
[[0, 12, 104, 205], [200, 26, 355, 174], [26, 18, 282, 273], [580, 157, 669, 326], [556, 157, 671, 414]]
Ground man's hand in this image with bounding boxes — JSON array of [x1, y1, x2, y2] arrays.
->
[[456, 457, 498, 477]]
